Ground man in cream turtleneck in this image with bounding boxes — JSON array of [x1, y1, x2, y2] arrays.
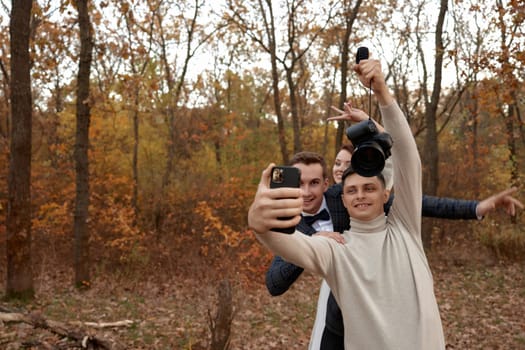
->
[[248, 57, 446, 349]]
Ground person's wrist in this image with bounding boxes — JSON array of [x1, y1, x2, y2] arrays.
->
[[374, 87, 393, 106], [475, 204, 484, 220], [377, 95, 394, 107]]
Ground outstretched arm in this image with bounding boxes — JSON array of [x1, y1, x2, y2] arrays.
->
[[400, 188, 522, 220], [358, 58, 422, 235], [419, 188, 523, 219], [422, 195, 478, 219], [476, 187, 523, 217], [382, 193, 479, 219]]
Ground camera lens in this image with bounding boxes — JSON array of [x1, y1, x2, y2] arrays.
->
[[351, 141, 386, 177], [272, 168, 284, 183]]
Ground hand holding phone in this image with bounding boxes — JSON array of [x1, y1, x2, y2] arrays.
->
[[269, 166, 301, 234]]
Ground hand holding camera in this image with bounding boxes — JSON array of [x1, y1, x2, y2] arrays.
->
[[328, 47, 394, 177]]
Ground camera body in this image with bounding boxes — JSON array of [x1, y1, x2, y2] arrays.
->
[[345, 120, 393, 177]]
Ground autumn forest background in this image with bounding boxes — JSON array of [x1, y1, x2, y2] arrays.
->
[[0, 0, 524, 349]]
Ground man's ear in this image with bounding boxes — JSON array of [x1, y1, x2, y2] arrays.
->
[[383, 189, 391, 203], [323, 177, 329, 191], [341, 193, 348, 209]]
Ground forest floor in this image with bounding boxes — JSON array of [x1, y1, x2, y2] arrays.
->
[[1, 238, 525, 350]]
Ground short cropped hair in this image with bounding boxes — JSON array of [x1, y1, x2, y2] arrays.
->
[[289, 151, 328, 179], [341, 165, 386, 188]]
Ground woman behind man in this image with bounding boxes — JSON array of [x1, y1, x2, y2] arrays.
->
[[332, 144, 353, 185]]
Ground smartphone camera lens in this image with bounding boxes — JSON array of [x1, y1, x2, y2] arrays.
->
[[272, 168, 284, 183]]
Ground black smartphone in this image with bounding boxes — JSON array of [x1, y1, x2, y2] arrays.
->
[[269, 166, 301, 234]]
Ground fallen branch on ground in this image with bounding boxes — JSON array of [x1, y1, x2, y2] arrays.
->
[[0, 311, 130, 349], [71, 320, 135, 329]]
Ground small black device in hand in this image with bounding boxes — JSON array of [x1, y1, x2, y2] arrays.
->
[[269, 166, 301, 234], [356, 46, 369, 64]]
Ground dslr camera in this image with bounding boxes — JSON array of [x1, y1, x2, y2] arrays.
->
[[345, 120, 393, 177]]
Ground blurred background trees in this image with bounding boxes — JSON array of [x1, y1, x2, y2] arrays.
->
[[0, 0, 523, 293]]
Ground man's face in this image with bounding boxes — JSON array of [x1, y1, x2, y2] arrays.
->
[[293, 162, 329, 215], [341, 173, 389, 221]]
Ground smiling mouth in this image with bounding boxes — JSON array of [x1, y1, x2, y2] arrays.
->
[[354, 203, 370, 208]]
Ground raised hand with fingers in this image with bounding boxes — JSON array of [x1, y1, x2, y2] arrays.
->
[[328, 102, 385, 133], [476, 187, 524, 217]]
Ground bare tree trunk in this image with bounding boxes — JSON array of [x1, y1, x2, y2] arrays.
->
[[264, 1, 289, 164], [270, 53, 289, 164], [154, 2, 204, 231], [0, 56, 11, 140], [74, 0, 93, 288], [285, 68, 302, 154], [123, 7, 155, 222], [500, 97, 519, 226], [209, 280, 234, 350], [226, 0, 290, 163], [495, 0, 522, 221], [281, 2, 334, 155], [132, 101, 139, 221], [503, 107, 519, 186], [322, 67, 337, 158], [423, 0, 446, 196], [336, 0, 363, 152], [159, 2, 200, 192], [6, 0, 34, 299], [464, 86, 480, 195], [421, 0, 447, 250]]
